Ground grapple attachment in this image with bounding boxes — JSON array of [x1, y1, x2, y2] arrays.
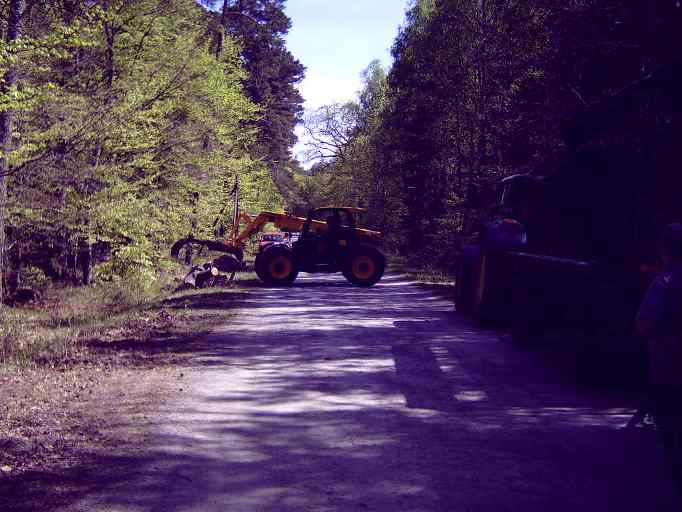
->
[[170, 237, 244, 263], [170, 237, 245, 289]]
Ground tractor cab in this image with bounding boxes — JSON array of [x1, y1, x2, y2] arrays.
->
[[498, 174, 544, 223], [301, 207, 359, 236], [295, 207, 362, 272]]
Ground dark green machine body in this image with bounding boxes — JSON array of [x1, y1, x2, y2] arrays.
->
[[455, 60, 682, 384]]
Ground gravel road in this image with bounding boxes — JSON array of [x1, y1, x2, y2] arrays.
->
[[59, 272, 679, 511]]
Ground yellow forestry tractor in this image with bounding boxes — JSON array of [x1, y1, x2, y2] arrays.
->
[[171, 207, 386, 287]]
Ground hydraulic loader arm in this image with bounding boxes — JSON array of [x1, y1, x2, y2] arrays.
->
[[230, 211, 304, 246], [229, 211, 329, 247], [171, 211, 321, 265]]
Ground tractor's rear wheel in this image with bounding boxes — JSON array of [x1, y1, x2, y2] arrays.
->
[[343, 246, 385, 287], [255, 248, 299, 286]]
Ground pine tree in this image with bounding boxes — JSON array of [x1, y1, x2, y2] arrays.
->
[[219, 0, 305, 167]]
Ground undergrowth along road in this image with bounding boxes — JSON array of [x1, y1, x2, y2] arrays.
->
[[0, 273, 252, 485]]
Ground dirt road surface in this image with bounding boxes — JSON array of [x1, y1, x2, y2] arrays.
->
[[52, 273, 679, 510]]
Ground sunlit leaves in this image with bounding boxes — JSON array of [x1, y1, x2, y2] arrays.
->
[[5, 0, 285, 284]]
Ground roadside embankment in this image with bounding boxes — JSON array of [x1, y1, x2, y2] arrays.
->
[[0, 274, 247, 487]]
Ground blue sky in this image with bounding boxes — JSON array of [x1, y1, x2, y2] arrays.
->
[[285, 1, 409, 108], [284, 0, 410, 161]]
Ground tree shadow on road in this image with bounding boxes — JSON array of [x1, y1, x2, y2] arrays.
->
[[2, 273, 679, 511]]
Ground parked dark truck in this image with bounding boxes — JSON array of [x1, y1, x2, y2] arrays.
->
[[456, 60, 682, 382]]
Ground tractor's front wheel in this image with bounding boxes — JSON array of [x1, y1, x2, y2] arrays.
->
[[343, 246, 386, 287], [255, 247, 299, 286]]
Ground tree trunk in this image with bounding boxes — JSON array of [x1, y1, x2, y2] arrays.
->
[[71, 250, 79, 286], [82, 143, 102, 286], [232, 175, 240, 237], [220, 0, 230, 26], [77, 3, 112, 286], [213, 0, 231, 57], [0, 0, 23, 304], [81, 241, 93, 285]]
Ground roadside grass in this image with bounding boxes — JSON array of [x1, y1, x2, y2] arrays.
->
[[0, 282, 146, 367], [389, 255, 456, 286], [388, 255, 456, 303], [0, 269, 252, 368], [0, 266, 254, 480]]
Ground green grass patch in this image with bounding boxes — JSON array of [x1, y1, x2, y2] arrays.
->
[[390, 255, 456, 286], [0, 270, 246, 368]]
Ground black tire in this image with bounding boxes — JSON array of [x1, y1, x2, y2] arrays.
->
[[510, 277, 545, 344], [343, 245, 386, 287], [456, 246, 511, 326], [255, 247, 298, 286], [472, 252, 499, 326], [455, 246, 479, 315], [254, 252, 267, 282]]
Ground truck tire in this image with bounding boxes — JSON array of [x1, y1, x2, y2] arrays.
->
[[255, 246, 298, 286], [473, 251, 513, 326], [343, 245, 386, 287], [254, 253, 267, 282], [455, 253, 476, 315], [510, 277, 546, 344]]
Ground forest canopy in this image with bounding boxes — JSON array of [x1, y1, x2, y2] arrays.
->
[[0, 0, 304, 298], [302, 0, 682, 269], [2, 0, 682, 298]]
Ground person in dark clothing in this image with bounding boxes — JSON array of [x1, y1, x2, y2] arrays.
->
[[636, 223, 682, 497]]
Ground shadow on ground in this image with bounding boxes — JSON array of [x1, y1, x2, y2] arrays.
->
[[2, 273, 678, 511]]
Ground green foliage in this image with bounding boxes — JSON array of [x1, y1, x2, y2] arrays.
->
[[2, 0, 289, 289], [300, 60, 393, 230], [0, 269, 170, 365], [95, 242, 156, 287], [19, 265, 49, 290], [302, 0, 682, 270], [215, 0, 305, 179]]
